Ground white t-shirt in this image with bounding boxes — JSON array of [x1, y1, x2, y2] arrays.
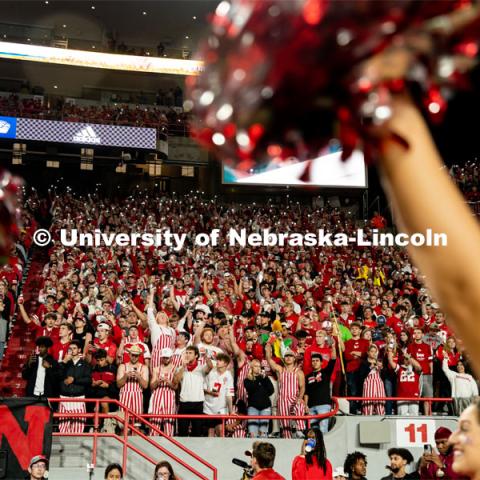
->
[[203, 369, 234, 415], [178, 364, 209, 403], [34, 357, 46, 396]]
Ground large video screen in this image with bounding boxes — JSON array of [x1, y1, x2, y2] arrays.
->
[[0, 116, 157, 149], [223, 148, 367, 188], [0, 41, 203, 76]]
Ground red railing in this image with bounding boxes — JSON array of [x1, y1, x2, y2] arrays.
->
[[49, 396, 453, 477], [49, 398, 217, 480], [339, 396, 452, 403], [143, 397, 340, 436]]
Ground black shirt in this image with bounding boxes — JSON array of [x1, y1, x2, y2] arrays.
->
[[305, 359, 336, 407], [244, 375, 274, 410]]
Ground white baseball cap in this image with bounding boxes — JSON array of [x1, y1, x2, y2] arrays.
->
[[160, 348, 173, 358]]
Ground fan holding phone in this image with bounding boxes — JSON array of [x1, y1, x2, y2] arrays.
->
[[418, 427, 461, 479]]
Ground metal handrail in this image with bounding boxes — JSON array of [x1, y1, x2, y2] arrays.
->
[[49, 398, 217, 480], [143, 397, 340, 436]]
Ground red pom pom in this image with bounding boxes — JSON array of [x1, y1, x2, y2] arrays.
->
[[189, 0, 480, 179]]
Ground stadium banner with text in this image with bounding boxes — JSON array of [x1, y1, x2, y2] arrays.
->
[[0, 41, 203, 76], [0, 398, 53, 479], [0, 116, 157, 149]]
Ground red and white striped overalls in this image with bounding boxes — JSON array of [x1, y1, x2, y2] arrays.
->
[[119, 364, 145, 416], [225, 404, 247, 438], [171, 347, 186, 370], [277, 368, 305, 438], [150, 327, 176, 369], [362, 367, 386, 415], [148, 366, 177, 436], [58, 396, 86, 434], [236, 360, 250, 404]]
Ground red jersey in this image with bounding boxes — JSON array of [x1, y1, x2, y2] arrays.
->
[[386, 316, 405, 336], [51, 340, 70, 362], [407, 342, 433, 374], [29, 322, 60, 342], [337, 313, 355, 328], [92, 369, 116, 386], [94, 337, 118, 361], [344, 338, 369, 372], [396, 365, 421, 398]]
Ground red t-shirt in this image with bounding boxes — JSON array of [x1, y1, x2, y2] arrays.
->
[[94, 337, 118, 361], [252, 469, 285, 480], [407, 342, 433, 374], [386, 316, 405, 336], [344, 338, 369, 372], [92, 369, 116, 386], [291, 456, 333, 480], [51, 340, 70, 362], [29, 322, 60, 342]]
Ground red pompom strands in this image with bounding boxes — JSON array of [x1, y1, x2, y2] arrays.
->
[[188, 0, 480, 175]]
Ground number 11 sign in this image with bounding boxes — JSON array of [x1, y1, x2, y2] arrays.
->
[[396, 419, 436, 447]]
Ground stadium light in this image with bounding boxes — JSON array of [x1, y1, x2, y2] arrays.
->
[[147, 153, 162, 177], [80, 147, 94, 170], [12, 143, 26, 165]]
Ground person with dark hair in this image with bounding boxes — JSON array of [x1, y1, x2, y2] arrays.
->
[[91, 348, 117, 432], [343, 322, 370, 414], [58, 339, 92, 434], [419, 427, 462, 479], [291, 428, 333, 479], [343, 452, 368, 480], [153, 460, 177, 479], [380, 448, 419, 480], [104, 463, 123, 479], [251, 442, 285, 480], [173, 344, 213, 436], [441, 350, 478, 416], [203, 352, 234, 436], [304, 346, 336, 433], [449, 400, 480, 480], [22, 336, 59, 398], [28, 455, 49, 480]]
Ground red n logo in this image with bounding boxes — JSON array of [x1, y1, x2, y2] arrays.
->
[[0, 405, 51, 469]]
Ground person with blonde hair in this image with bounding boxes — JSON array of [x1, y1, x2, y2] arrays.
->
[[244, 358, 274, 438]]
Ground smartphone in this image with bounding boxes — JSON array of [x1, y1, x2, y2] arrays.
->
[[424, 445, 432, 454]]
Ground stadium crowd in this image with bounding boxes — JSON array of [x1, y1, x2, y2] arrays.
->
[[9, 183, 477, 444], [0, 94, 189, 135]]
